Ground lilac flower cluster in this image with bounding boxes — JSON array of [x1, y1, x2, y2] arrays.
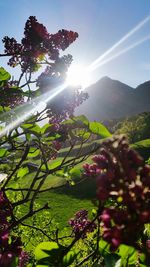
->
[[83, 136, 150, 250], [18, 251, 30, 267], [3, 16, 78, 72], [69, 210, 96, 238], [3, 16, 88, 118]]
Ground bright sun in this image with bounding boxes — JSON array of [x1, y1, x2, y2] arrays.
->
[[66, 64, 90, 88]]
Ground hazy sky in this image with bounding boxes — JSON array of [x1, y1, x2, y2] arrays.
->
[[0, 0, 150, 87]]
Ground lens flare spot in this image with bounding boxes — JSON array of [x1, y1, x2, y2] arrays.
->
[[66, 64, 90, 88]]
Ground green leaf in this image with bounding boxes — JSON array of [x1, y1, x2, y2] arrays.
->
[[71, 128, 91, 140], [34, 242, 63, 266], [35, 242, 59, 261], [117, 244, 135, 258], [127, 250, 138, 265], [89, 121, 111, 138], [0, 67, 11, 83], [43, 134, 61, 141], [117, 244, 138, 265], [99, 239, 110, 255], [0, 106, 4, 113], [73, 115, 89, 126], [21, 123, 34, 129], [132, 139, 150, 160], [28, 148, 40, 158], [0, 148, 7, 157], [25, 133, 31, 141], [17, 167, 29, 179], [132, 139, 150, 149], [139, 253, 146, 263], [78, 130, 91, 140], [0, 106, 11, 113], [69, 167, 81, 179], [63, 115, 89, 127], [62, 249, 79, 267], [3, 106, 11, 112], [46, 159, 62, 170], [41, 124, 52, 134], [21, 123, 41, 137]]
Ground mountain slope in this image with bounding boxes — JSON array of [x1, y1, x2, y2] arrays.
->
[[75, 77, 150, 120]]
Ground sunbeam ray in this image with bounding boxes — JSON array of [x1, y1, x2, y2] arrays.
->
[[1, 17, 150, 137], [1, 32, 150, 138], [88, 35, 150, 72], [1, 33, 149, 138], [89, 15, 150, 70], [0, 83, 67, 137]]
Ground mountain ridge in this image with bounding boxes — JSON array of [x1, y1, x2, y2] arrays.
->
[[75, 76, 150, 120]]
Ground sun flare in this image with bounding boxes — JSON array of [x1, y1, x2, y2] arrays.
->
[[66, 64, 90, 88]]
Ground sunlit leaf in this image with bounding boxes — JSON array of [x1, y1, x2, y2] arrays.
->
[[63, 249, 79, 266], [35, 242, 59, 261], [0, 148, 8, 157], [0, 67, 11, 83], [21, 123, 41, 136], [41, 124, 53, 134], [28, 148, 40, 158], [69, 167, 81, 179], [17, 167, 29, 179], [117, 244, 138, 265], [47, 159, 63, 170], [99, 239, 110, 255], [89, 121, 111, 138]]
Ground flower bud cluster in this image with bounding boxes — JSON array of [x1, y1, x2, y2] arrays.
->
[[69, 210, 96, 238], [83, 136, 150, 250]]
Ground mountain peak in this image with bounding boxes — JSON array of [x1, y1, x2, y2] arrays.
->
[[136, 80, 150, 90], [76, 77, 150, 120], [100, 76, 112, 81]]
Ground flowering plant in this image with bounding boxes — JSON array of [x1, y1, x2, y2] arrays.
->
[[0, 16, 149, 267]]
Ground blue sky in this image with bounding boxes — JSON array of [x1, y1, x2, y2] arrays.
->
[[0, 0, 150, 87]]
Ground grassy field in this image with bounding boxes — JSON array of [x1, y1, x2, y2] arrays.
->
[[15, 154, 95, 230], [14, 157, 96, 250], [36, 182, 96, 228], [6, 136, 149, 250], [15, 137, 150, 229]]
